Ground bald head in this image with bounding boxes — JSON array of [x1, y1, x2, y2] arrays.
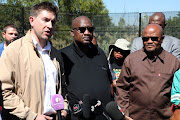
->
[[72, 16, 92, 29], [71, 16, 94, 47], [142, 24, 163, 37], [149, 12, 166, 29]]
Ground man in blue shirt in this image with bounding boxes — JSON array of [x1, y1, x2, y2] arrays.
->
[[0, 24, 18, 56]]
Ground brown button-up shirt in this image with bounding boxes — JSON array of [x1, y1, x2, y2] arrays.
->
[[116, 48, 180, 120]]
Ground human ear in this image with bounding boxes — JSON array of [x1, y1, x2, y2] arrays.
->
[[70, 30, 74, 37], [2, 32, 5, 39], [29, 16, 35, 27]]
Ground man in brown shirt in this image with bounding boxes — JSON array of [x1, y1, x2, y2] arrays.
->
[[116, 24, 180, 120]]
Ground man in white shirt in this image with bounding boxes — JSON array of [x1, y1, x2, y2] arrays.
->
[[0, 2, 68, 120]]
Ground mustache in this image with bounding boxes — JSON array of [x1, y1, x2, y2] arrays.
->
[[146, 43, 155, 46]]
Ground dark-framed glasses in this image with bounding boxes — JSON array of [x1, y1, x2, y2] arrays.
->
[[142, 37, 159, 42], [73, 27, 95, 33], [114, 48, 121, 53]]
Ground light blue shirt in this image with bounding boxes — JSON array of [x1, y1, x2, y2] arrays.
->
[[0, 42, 5, 57]]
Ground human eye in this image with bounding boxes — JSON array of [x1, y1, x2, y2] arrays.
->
[[43, 18, 50, 22], [51, 20, 56, 25], [8, 33, 13, 35]]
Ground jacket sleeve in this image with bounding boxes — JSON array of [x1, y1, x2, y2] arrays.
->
[[59, 53, 68, 110], [54, 49, 68, 110], [130, 37, 143, 53], [116, 58, 131, 116], [171, 38, 180, 62], [0, 48, 37, 119]]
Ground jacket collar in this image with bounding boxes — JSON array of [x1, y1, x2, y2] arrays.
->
[[72, 42, 100, 58], [24, 30, 53, 58]]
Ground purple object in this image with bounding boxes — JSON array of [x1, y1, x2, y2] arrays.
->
[[51, 94, 64, 111]]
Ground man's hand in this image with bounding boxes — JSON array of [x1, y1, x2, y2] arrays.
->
[[125, 116, 134, 120], [35, 114, 53, 120], [113, 79, 118, 87], [61, 110, 67, 119], [171, 109, 180, 120]]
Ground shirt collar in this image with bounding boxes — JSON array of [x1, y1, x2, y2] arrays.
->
[[3, 42, 7, 49], [73, 42, 84, 57], [140, 47, 165, 63], [32, 37, 51, 52], [72, 42, 100, 57]]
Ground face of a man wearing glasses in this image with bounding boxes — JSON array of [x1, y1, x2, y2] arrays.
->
[[142, 24, 164, 53], [71, 16, 95, 46]]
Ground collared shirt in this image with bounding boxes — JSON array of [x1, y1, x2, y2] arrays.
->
[[32, 38, 57, 115], [116, 48, 180, 120]]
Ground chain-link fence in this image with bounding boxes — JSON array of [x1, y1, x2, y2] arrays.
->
[[0, 5, 180, 53]]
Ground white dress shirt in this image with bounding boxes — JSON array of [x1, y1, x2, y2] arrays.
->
[[32, 38, 57, 115]]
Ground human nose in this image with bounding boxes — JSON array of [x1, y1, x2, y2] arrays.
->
[[147, 38, 154, 43], [47, 21, 53, 29], [84, 28, 91, 34]]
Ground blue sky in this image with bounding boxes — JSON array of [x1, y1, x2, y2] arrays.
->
[[103, 0, 180, 13]]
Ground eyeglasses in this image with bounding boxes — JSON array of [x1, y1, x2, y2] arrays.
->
[[73, 27, 95, 33], [114, 48, 121, 53], [142, 37, 159, 42]]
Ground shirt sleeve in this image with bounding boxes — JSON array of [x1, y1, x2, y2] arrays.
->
[[116, 58, 131, 116], [0, 48, 37, 119], [171, 69, 180, 105]]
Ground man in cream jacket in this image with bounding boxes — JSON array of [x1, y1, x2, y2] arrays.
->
[[0, 2, 68, 120]]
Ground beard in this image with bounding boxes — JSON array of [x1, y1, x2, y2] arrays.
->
[[75, 40, 92, 48], [5, 39, 12, 46], [144, 46, 162, 59], [145, 48, 155, 53]]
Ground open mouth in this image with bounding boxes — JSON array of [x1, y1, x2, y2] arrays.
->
[[45, 31, 51, 35]]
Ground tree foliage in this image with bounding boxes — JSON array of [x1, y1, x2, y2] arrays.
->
[[1, 0, 179, 54], [166, 12, 180, 38]]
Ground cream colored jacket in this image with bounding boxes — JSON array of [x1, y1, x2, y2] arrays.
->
[[0, 30, 68, 120]]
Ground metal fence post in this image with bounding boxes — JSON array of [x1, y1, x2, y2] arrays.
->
[[21, 7, 25, 36], [139, 13, 141, 37]]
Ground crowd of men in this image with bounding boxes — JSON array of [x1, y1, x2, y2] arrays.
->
[[0, 1, 180, 120]]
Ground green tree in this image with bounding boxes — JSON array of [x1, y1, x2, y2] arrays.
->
[[118, 17, 125, 28], [166, 12, 180, 39], [0, 0, 114, 50], [54, 0, 113, 49]]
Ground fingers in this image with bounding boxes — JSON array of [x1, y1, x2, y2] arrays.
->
[[61, 110, 67, 117], [125, 116, 134, 120], [45, 115, 53, 120], [113, 80, 117, 87]]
